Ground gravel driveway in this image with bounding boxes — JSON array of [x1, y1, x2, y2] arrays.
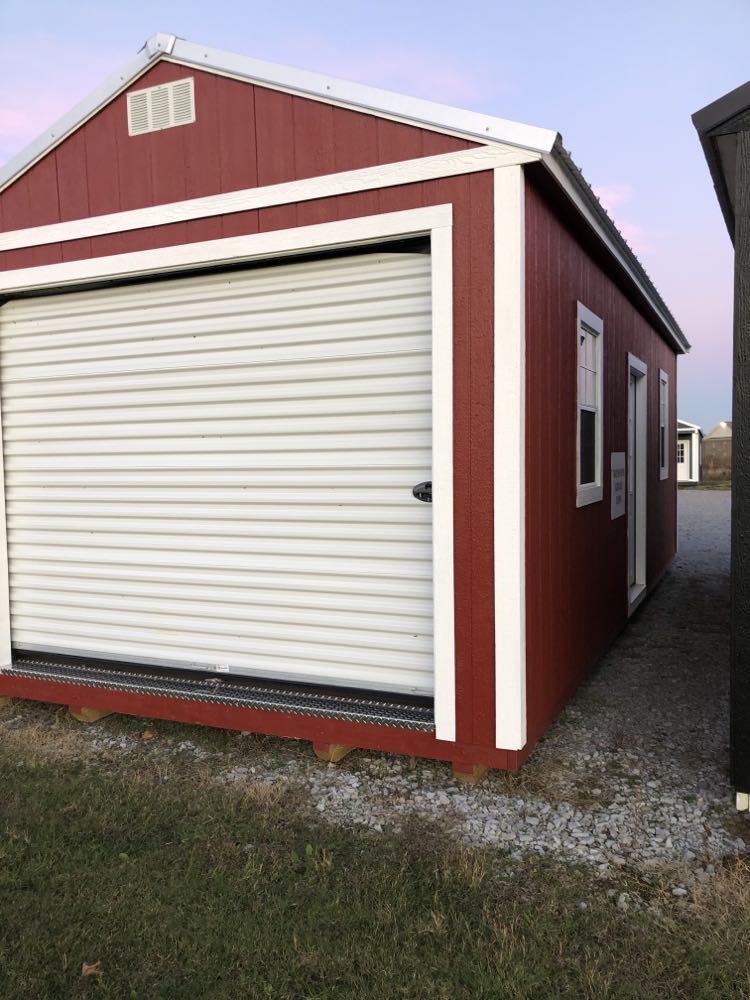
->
[[1, 489, 745, 882]]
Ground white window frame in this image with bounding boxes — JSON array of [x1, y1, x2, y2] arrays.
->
[[575, 302, 604, 507], [677, 440, 685, 465], [659, 369, 669, 480], [0, 205, 458, 742]]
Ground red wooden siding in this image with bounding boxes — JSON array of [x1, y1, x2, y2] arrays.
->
[[0, 59, 474, 238], [523, 174, 678, 749], [0, 62, 498, 766]]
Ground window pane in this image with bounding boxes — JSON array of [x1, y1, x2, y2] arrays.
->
[[580, 409, 596, 485], [660, 427, 665, 469], [585, 331, 596, 371], [585, 370, 597, 407], [579, 366, 587, 405]]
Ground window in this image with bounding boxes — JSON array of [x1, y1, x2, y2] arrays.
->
[[677, 441, 685, 464], [576, 303, 604, 506], [659, 370, 669, 480]]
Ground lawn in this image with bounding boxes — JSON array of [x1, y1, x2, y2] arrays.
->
[[1, 714, 749, 999]]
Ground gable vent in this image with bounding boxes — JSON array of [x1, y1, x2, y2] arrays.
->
[[126, 78, 195, 136]]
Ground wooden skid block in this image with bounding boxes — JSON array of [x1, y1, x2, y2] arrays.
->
[[452, 763, 489, 785], [0, 696, 13, 708], [313, 742, 354, 764], [69, 706, 113, 723]]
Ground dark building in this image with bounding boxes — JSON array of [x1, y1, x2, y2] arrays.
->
[[695, 86, 750, 806]]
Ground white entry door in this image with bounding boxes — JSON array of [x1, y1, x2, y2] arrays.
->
[[0, 250, 436, 696], [627, 356, 648, 604], [677, 438, 690, 481]]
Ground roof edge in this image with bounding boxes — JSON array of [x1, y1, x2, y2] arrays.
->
[[0, 34, 176, 194], [543, 140, 689, 354], [0, 31, 556, 196]]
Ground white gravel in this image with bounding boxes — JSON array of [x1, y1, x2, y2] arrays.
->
[[3, 490, 747, 881]]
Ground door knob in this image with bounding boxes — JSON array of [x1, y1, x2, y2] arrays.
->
[[412, 481, 432, 503]]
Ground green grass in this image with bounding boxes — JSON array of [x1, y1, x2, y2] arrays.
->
[[1, 736, 749, 999]]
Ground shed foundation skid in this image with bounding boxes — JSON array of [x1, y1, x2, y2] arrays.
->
[[0, 34, 687, 773]]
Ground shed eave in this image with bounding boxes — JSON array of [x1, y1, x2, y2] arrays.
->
[[693, 78, 750, 245], [0, 31, 557, 197], [542, 142, 689, 354]]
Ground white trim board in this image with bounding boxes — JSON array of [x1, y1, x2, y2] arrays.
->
[[0, 145, 535, 253], [0, 206, 458, 743], [0, 205, 451, 295], [493, 165, 526, 751], [627, 353, 648, 614]]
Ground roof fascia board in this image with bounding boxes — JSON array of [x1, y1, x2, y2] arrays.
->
[[0, 34, 176, 195], [165, 37, 558, 154], [0, 145, 536, 253], [0, 33, 556, 199], [541, 147, 689, 353]]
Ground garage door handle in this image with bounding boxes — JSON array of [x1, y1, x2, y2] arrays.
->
[[412, 481, 432, 503]]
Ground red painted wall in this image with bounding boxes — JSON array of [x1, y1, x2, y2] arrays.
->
[[523, 174, 678, 749], [0, 61, 500, 767], [0, 59, 473, 262]]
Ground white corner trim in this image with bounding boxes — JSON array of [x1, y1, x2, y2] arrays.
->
[[0, 388, 9, 669], [0, 204, 458, 742], [430, 223, 456, 743], [0, 145, 535, 253], [628, 353, 648, 611], [0, 204, 451, 295], [493, 165, 526, 752]]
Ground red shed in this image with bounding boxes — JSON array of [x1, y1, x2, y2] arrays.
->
[[0, 34, 688, 779]]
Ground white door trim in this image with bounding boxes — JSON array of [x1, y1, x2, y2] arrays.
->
[[0, 204, 451, 295], [0, 206, 457, 741], [628, 353, 648, 612], [493, 165, 526, 751], [0, 145, 536, 254]]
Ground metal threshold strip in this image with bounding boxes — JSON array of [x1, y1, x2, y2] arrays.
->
[[6, 656, 436, 732]]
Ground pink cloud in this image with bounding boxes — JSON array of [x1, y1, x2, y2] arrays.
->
[[592, 182, 655, 256], [327, 47, 485, 105]]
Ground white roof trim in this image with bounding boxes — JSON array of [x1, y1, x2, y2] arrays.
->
[[0, 32, 555, 195], [0, 32, 686, 355], [0, 34, 176, 194]]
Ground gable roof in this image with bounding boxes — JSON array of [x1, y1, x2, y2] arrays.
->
[[678, 419, 703, 433], [705, 421, 733, 439], [693, 79, 750, 242], [0, 32, 688, 353]]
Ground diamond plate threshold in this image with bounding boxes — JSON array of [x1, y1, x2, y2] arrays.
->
[[6, 656, 435, 733]]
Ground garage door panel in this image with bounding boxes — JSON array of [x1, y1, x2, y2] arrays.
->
[[4, 429, 430, 457], [11, 577, 431, 622], [10, 590, 432, 636], [7, 514, 433, 543], [1, 310, 432, 370], [10, 561, 431, 601], [1, 255, 428, 337], [1, 251, 434, 694], [13, 635, 431, 694], [2, 409, 432, 442]]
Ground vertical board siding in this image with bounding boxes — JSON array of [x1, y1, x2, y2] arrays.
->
[[524, 175, 678, 747], [0, 60, 476, 241], [0, 87, 496, 762]]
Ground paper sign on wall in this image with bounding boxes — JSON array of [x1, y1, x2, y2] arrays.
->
[[611, 452, 626, 520]]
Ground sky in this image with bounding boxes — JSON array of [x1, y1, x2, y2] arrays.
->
[[1, 0, 748, 433]]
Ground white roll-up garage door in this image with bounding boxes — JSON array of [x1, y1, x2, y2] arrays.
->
[[0, 251, 434, 695]]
